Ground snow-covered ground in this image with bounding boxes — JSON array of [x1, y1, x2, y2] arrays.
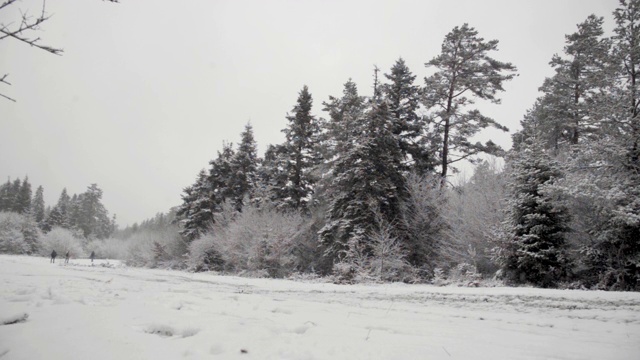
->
[[0, 255, 638, 360]]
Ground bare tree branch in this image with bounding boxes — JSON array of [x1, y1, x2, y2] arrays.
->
[[0, 73, 16, 102], [0, 0, 118, 102]]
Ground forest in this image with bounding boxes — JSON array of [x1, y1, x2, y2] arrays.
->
[[1, 0, 638, 292]]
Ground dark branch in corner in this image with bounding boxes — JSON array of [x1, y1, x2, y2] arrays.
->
[[0, 0, 119, 102], [0, 0, 63, 55]]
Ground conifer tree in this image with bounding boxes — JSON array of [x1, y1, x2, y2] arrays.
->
[[176, 169, 215, 241], [31, 185, 46, 227], [279, 85, 322, 211], [423, 24, 516, 183], [176, 143, 236, 241], [9, 178, 21, 212], [208, 142, 236, 208], [16, 177, 32, 214], [320, 100, 407, 260], [44, 188, 71, 231], [0, 178, 10, 211], [498, 142, 571, 287], [322, 79, 368, 158], [230, 123, 259, 210], [540, 15, 610, 147], [382, 58, 434, 174], [76, 184, 112, 239]]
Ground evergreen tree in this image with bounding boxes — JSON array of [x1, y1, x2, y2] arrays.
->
[[16, 177, 32, 214], [541, 15, 610, 147], [322, 79, 368, 158], [611, 0, 640, 165], [498, 142, 571, 287], [209, 142, 236, 207], [9, 178, 21, 212], [0, 178, 11, 211], [31, 185, 46, 228], [43, 188, 71, 231], [423, 24, 517, 183], [176, 169, 215, 241], [553, 0, 640, 291], [279, 85, 322, 212], [76, 184, 112, 239], [382, 58, 434, 174], [230, 123, 259, 210], [176, 143, 236, 241], [320, 101, 407, 260]]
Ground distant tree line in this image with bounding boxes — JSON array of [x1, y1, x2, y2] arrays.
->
[[0, 177, 116, 256]]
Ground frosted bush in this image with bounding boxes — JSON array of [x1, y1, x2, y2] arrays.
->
[[189, 204, 304, 277], [0, 212, 41, 254], [39, 227, 85, 258]]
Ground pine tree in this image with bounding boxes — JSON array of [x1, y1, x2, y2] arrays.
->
[[43, 188, 71, 231], [31, 185, 46, 228], [16, 177, 32, 214], [8, 178, 21, 212], [279, 85, 322, 212], [230, 123, 259, 211], [499, 141, 571, 287], [176, 143, 236, 241], [423, 24, 517, 183], [322, 79, 368, 159], [541, 15, 610, 147], [0, 178, 11, 211], [382, 58, 434, 174], [209, 142, 236, 208], [76, 184, 112, 239], [320, 101, 407, 260], [176, 169, 215, 241]]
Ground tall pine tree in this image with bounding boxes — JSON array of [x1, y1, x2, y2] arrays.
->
[[31, 185, 46, 228], [279, 85, 322, 212], [320, 100, 407, 260], [423, 24, 516, 183], [382, 58, 434, 174], [230, 123, 259, 211]]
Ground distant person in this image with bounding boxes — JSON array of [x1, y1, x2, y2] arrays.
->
[[65, 251, 70, 264], [50, 250, 57, 263], [90, 251, 95, 263]]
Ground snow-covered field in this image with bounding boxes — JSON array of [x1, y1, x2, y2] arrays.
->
[[0, 255, 639, 360]]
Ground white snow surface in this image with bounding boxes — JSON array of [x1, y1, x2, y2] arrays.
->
[[1, 255, 639, 360]]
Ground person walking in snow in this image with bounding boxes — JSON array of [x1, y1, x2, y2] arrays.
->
[[64, 251, 70, 264], [90, 251, 95, 263], [50, 250, 57, 263]]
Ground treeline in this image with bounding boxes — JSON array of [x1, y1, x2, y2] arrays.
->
[[165, 0, 639, 291], [0, 178, 116, 256]]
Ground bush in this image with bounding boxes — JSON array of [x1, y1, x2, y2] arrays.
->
[[332, 221, 419, 284], [84, 238, 131, 260], [188, 204, 304, 278], [125, 227, 186, 269], [39, 227, 85, 258], [0, 212, 40, 255]]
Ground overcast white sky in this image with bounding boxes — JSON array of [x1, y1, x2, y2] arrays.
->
[[1, 0, 619, 227]]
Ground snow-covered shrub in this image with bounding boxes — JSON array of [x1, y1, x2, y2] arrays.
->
[[401, 174, 459, 274], [39, 227, 85, 258], [84, 238, 130, 260], [189, 204, 304, 277], [446, 160, 507, 275], [448, 262, 482, 286], [332, 222, 418, 284], [0, 212, 41, 254], [125, 227, 186, 269], [0, 212, 28, 254]]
